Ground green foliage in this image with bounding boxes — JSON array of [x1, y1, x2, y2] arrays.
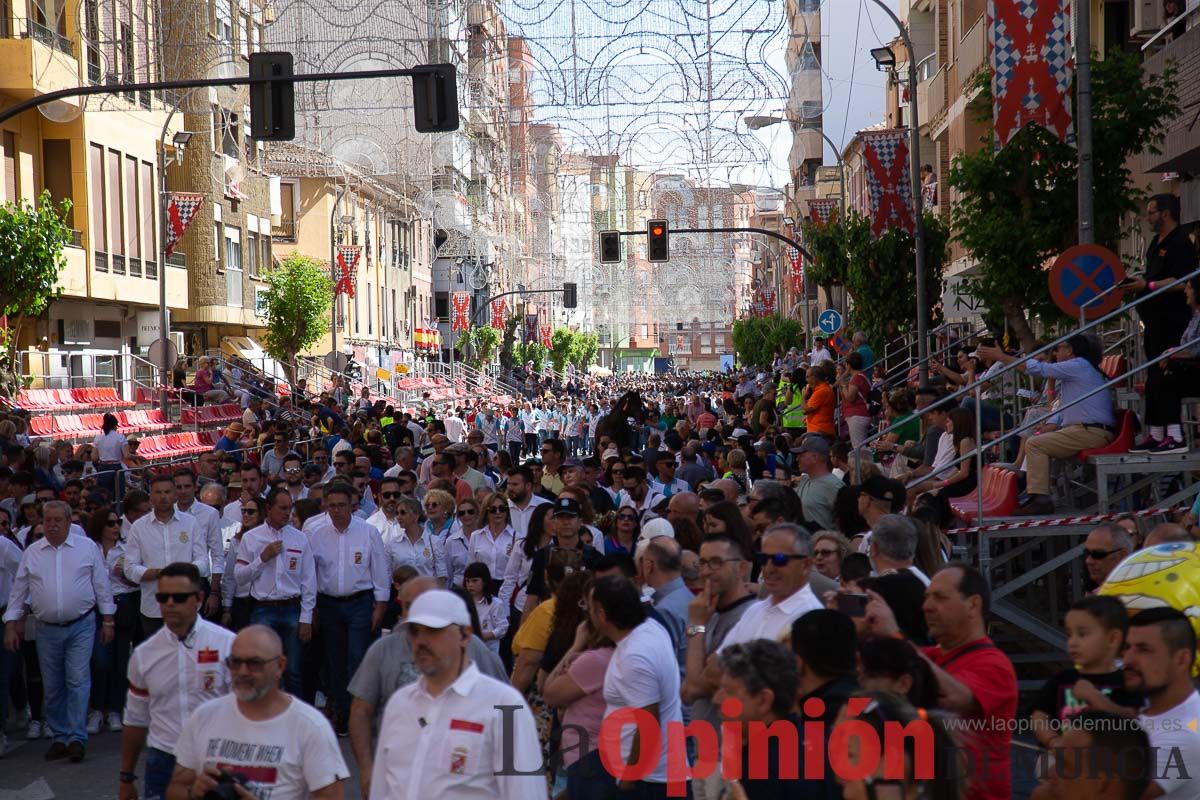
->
[[569, 331, 599, 371], [456, 325, 502, 368], [498, 314, 521, 370], [549, 328, 574, 373], [948, 52, 1177, 348], [730, 316, 806, 368], [802, 211, 948, 346], [0, 191, 72, 399], [260, 253, 334, 373], [515, 341, 548, 372]]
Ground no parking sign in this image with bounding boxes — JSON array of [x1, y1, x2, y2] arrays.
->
[[1048, 245, 1126, 319]]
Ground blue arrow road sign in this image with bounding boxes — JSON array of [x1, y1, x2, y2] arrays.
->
[[818, 309, 842, 335]]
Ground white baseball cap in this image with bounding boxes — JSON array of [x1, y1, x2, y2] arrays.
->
[[641, 517, 675, 541], [401, 589, 470, 629]]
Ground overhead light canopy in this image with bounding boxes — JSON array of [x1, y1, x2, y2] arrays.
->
[[783, 216, 796, 227], [870, 46, 897, 70], [172, 131, 193, 147], [744, 115, 785, 131]]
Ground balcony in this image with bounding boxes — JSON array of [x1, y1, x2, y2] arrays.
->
[[918, 67, 946, 125], [1135, 13, 1200, 174], [0, 17, 82, 100], [26, 20, 72, 56], [957, 16, 986, 93], [272, 220, 297, 241]]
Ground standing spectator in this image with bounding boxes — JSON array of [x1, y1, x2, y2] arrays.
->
[[166, 626, 348, 799], [123, 475, 206, 637], [1030, 711, 1152, 800], [720, 523, 823, 649], [3, 501, 115, 762], [637, 536, 691, 675], [463, 562, 507, 656], [119, 563, 234, 800], [380, 495, 444, 579], [791, 438, 843, 533], [1083, 522, 1134, 588], [87, 505, 139, 736], [369, 590, 544, 800], [220, 496, 261, 632], [590, 575, 684, 796], [234, 488, 316, 696], [837, 353, 873, 448], [172, 469, 222, 617], [92, 413, 128, 499], [468, 491, 515, 592], [0, 518, 23, 751], [811, 531, 850, 583], [307, 483, 389, 736], [260, 428, 296, 479], [852, 331, 875, 372], [1122, 607, 1200, 798], [1138, 273, 1200, 455]]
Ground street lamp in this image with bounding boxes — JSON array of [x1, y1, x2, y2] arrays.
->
[[869, 46, 897, 70], [742, 115, 847, 214]]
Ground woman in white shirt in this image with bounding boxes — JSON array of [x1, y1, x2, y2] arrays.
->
[[467, 492, 515, 591], [92, 413, 128, 498], [86, 505, 140, 733]]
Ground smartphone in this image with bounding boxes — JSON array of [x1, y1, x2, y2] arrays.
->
[[836, 592, 869, 617], [766, 453, 777, 473]]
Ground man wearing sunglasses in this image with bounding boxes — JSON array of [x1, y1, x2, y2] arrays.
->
[[1082, 522, 1133, 588], [120, 562, 234, 800], [719, 523, 823, 651]]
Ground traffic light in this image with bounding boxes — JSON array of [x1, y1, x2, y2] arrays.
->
[[647, 219, 669, 262], [249, 52, 295, 141], [599, 231, 621, 263], [411, 64, 460, 133], [563, 282, 577, 309]]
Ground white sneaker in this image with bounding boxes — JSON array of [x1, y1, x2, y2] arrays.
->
[[25, 719, 42, 740], [106, 712, 123, 731], [87, 710, 103, 735]]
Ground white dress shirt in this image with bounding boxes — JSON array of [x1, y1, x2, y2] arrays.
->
[[124, 618, 235, 753], [0, 536, 23, 608], [365, 508, 403, 545], [124, 509, 207, 619], [177, 500, 223, 577], [220, 536, 250, 607], [442, 528, 472, 588], [3, 533, 116, 624], [506, 496, 549, 541], [235, 523, 317, 623], [383, 528, 445, 580], [467, 526, 514, 583], [306, 516, 389, 600], [101, 541, 139, 595], [718, 583, 824, 651], [370, 662, 545, 800]]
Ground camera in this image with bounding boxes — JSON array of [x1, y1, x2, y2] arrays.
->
[[203, 771, 251, 800]]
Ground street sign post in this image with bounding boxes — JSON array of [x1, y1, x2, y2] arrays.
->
[[818, 309, 843, 335], [1049, 244, 1126, 320]]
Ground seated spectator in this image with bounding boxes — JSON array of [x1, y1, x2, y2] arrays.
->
[[811, 531, 851, 583]]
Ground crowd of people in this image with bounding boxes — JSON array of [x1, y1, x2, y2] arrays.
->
[[1, 288, 1199, 798]]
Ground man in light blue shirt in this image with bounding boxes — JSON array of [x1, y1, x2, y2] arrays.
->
[[978, 336, 1115, 515]]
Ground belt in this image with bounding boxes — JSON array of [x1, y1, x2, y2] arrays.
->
[[1081, 423, 1118, 435], [252, 596, 301, 607], [40, 607, 95, 627], [318, 589, 374, 602]]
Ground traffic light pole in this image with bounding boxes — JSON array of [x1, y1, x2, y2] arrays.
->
[[472, 288, 566, 329], [614, 226, 815, 263]]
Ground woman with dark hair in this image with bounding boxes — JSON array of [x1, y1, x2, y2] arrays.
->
[[221, 496, 264, 631], [857, 638, 940, 709], [833, 485, 869, 540], [606, 504, 640, 556], [837, 351, 873, 448], [91, 413, 128, 498], [907, 407, 978, 504], [86, 504, 140, 733], [463, 561, 507, 656]]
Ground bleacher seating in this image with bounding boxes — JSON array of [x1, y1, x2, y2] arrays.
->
[[28, 408, 175, 439], [17, 387, 134, 411], [949, 465, 1020, 524], [1079, 408, 1136, 461], [135, 430, 221, 460], [181, 404, 243, 426]]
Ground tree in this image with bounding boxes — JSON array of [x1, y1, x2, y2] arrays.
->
[[260, 253, 334, 380], [455, 325, 502, 368], [515, 341, 548, 373], [803, 211, 948, 347], [498, 314, 521, 371], [730, 316, 806, 368], [549, 328, 574, 374], [948, 52, 1177, 350], [0, 191, 72, 400], [570, 331, 599, 372]]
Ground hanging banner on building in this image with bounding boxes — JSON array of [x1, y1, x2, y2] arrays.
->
[[808, 198, 840, 227], [861, 129, 915, 240], [540, 324, 553, 347], [788, 249, 805, 296], [490, 299, 507, 329], [451, 291, 471, 332], [989, 0, 1075, 149], [524, 314, 539, 345], [164, 193, 205, 257], [334, 246, 361, 297]]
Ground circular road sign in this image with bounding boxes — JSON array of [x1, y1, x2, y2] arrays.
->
[[818, 309, 843, 335], [1049, 245, 1126, 320]]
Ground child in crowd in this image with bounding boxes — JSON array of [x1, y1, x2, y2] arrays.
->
[[464, 562, 508, 656], [1031, 595, 1143, 747]]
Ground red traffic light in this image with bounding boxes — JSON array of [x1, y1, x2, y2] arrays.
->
[[651, 225, 664, 236]]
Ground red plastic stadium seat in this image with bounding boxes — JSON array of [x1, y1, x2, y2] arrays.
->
[[1079, 409, 1136, 461], [949, 466, 1019, 523]]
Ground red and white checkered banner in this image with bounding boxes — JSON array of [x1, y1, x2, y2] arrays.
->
[[989, 0, 1074, 149], [489, 299, 507, 329], [808, 198, 839, 227], [539, 324, 552, 347], [751, 287, 777, 317], [862, 130, 915, 239], [787, 249, 804, 296], [334, 246, 361, 297], [524, 314, 539, 344], [452, 291, 471, 332], [164, 193, 205, 257]]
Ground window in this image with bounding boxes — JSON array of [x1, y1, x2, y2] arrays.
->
[[354, 287, 360, 334], [276, 181, 296, 239], [246, 231, 259, 278], [125, 156, 140, 276], [392, 288, 398, 340], [42, 140, 73, 228], [89, 143, 107, 270], [107, 149, 124, 273], [367, 282, 373, 334], [215, 0, 233, 46], [141, 161, 156, 277], [224, 225, 242, 306], [260, 234, 270, 272], [120, 23, 134, 101], [84, 0, 100, 82], [219, 109, 239, 159]]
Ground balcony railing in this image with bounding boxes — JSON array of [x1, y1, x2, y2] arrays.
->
[[25, 20, 73, 56], [66, 228, 83, 248], [112, 254, 126, 275], [272, 220, 297, 241], [166, 252, 187, 268], [145, 260, 157, 280], [94, 250, 108, 273], [958, 16, 986, 90]]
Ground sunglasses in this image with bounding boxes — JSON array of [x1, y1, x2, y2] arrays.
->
[[457, 509, 478, 517], [488, 506, 508, 514], [425, 502, 440, 509], [154, 591, 198, 604], [380, 491, 401, 499], [813, 548, 840, 558], [616, 513, 638, 522], [1084, 548, 1122, 560], [753, 552, 809, 567], [106, 519, 120, 526]]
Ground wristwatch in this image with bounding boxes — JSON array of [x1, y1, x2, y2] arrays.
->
[[119, 772, 137, 784], [686, 624, 707, 637]]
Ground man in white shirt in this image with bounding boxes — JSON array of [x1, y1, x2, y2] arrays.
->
[[167, 625, 348, 800], [370, 590, 544, 800], [308, 484, 389, 736], [119, 563, 234, 800], [124, 474, 206, 637], [1122, 607, 1200, 799], [808, 336, 833, 366], [4, 501, 115, 762], [443, 409, 466, 443], [221, 462, 266, 525], [720, 523, 823, 649], [173, 468, 223, 616], [235, 488, 316, 696], [649, 452, 689, 498], [590, 575, 684, 794]]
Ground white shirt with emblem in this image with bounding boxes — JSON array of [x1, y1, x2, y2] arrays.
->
[[234, 523, 317, 623], [382, 527, 445, 581], [306, 515, 390, 600], [174, 693, 349, 800], [124, 618, 235, 753], [371, 662, 545, 800], [177, 500, 223, 576], [124, 509, 207, 618], [467, 525, 515, 584]]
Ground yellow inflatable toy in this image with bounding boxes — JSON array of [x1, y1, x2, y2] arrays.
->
[[1098, 541, 1200, 674]]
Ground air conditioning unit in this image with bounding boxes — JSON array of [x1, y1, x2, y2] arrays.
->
[[1130, 0, 1163, 37]]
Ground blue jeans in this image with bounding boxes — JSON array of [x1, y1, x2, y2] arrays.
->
[[144, 747, 176, 800], [249, 602, 302, 694], [317, 592, 375, 721], [566, 750, 616, 800], [37, 613, 96, 744]]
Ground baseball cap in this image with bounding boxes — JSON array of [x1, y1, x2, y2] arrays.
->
[[401, 589, 471, 629], [641, 517, 675, 540], [562, 457, 583, 469], [553, 497, 582, 517], [601, 448, 621, 461], [861, 475, 906, 510], [790, 436, 832, 456]]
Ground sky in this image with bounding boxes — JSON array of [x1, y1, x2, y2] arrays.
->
[[751, 0, 896, 188]]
